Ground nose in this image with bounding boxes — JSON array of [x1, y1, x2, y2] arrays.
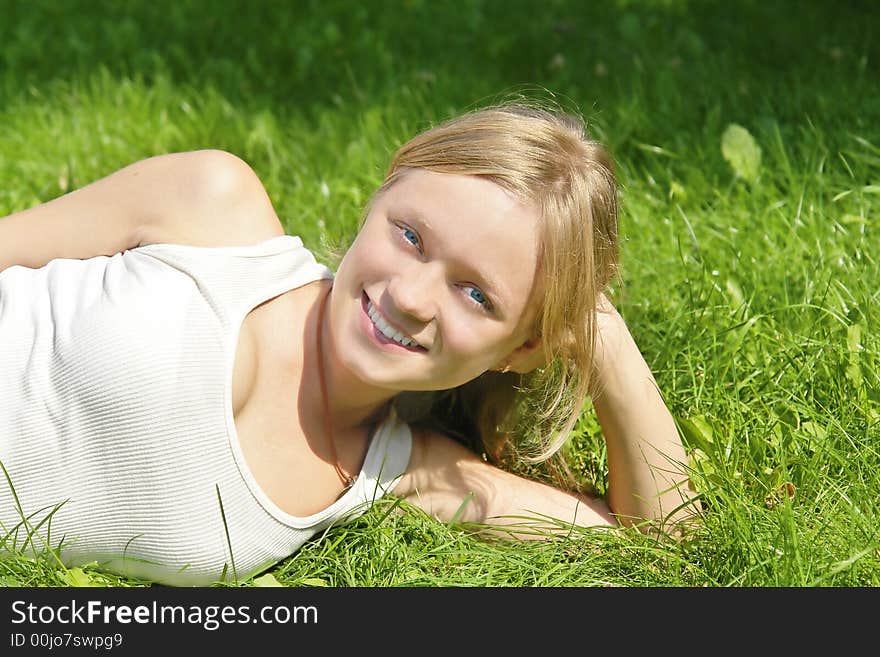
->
[[385, 261, 442, 324]]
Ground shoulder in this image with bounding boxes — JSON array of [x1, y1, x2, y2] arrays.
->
[[137, 149, 286, 248]]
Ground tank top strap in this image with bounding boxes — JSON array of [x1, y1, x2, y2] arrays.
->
[[132, 235, 333, 329], [329, 407, 413, 528]]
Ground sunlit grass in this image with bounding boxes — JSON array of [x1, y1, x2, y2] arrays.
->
[[1, 0, 878, 587]]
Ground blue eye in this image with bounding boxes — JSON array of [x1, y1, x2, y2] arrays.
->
[[402, 227, 420, 247], [465, 286, 489, 308]]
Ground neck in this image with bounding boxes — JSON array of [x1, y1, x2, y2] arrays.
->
[[312, 284, 396, 434]]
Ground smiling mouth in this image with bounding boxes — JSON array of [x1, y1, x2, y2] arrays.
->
[[362, 292, 426, 351]]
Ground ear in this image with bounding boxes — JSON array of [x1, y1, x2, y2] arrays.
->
[[493, 336, 547, 374]]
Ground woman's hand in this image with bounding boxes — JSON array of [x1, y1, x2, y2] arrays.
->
[[391, 292, 699, 540], [591, 293, 699, 535], [392, 427, 618, 539]]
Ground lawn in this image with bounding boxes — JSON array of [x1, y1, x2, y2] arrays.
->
[[1, 0, 878, 587]]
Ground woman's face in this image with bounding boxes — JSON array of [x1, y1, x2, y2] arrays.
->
[[330, 168, 543, 392]]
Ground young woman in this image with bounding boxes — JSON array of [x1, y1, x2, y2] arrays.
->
[[0, 102, 697, 586]]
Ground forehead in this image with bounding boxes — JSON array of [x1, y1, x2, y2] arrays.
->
[[375, 169, 543, 322]]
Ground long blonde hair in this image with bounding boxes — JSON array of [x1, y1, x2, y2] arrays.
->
[[376, 101, 620, 489]]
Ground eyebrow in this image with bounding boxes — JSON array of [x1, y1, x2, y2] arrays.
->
[[402, 209, 510, 316]]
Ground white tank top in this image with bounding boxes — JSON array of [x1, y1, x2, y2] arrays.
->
[[0, 235, 412, 586]]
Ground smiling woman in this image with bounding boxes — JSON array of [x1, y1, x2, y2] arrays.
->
[[331, 169, 544, 393], [0, 101, 698, 586]]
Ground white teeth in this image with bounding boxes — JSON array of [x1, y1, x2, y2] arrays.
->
[[366, 300, 419, 348]]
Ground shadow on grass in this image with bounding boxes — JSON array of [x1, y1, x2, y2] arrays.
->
[[1, 0, 877, 126]]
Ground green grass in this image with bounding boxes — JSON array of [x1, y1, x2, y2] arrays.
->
[[1, 0, 878, 587]]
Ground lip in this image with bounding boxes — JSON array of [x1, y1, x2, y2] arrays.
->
[[360, 291, 426, 353]]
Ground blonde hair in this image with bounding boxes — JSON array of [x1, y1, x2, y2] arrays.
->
[[376, 101, 620, 489]]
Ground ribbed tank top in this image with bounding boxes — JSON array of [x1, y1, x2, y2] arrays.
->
[[0, 235, 412, 586]]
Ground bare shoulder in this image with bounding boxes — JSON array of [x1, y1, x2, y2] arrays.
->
[[0, 149, 285, 273], [137, 149, 285, 248]]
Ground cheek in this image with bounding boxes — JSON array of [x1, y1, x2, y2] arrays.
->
[[336, 248, 378, 290], [340, 231, 394, 281], [442, 319, 511, 363]]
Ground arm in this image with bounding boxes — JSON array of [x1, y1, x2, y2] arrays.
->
[[391, 295, 697, 539], [392, 428, 618, 539], [592, 293, 698, 532], [0, 149, 283, 272]]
